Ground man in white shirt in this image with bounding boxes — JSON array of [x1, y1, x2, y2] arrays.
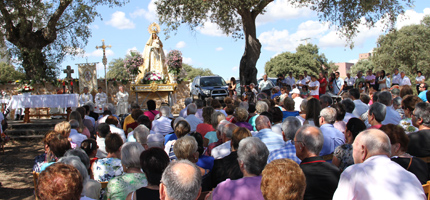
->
[[211, 123, 237, 159], [259, 74, 274, 97], [95, 123, 110, 158], [333, 129, 425, 200], [79, 87, 93, 106], [94, 87, 107, 114], [391, 68, 401, 86], [343, 73, 355, 91], [105, 115, 126, 142], [185, 103, 203, 132], [291, 88, 303, 112], [303, 70, 311, 85], [179, 97, 193, 118], [283, 72, 296, 89], [332, 72, 344, 95], [378, 91, 401, 125], [152, 106, 174, 136], [399, 71, 412, 86], [349, 89, 369, 118], [308, 75, 320, 99]]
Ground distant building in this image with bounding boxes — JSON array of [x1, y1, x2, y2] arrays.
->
[[359, 53, 372, 60], [335, 62, 354, 78]]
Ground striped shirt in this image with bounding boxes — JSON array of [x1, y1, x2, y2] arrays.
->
[[268, 140, 301, 164], [254, 128, 286, 153]]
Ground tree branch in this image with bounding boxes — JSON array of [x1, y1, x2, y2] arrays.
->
[[0, 1, 15, 38], [45, 0, 73, 38], [251, 0, 273, 18]]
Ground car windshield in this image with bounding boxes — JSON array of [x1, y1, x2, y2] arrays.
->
[[200, 77, 226, 87]]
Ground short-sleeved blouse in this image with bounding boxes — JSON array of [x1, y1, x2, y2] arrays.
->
[[333, 143, 354, 171]]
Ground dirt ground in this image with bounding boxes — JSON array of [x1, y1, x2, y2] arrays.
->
[[0, 140, 44, 200]]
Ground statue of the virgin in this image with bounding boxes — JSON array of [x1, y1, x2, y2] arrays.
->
[[135, 23, 171, 83]]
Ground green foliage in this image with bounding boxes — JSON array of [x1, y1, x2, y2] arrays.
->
[[0, 62, 25, 82], [350, 59, 375, 76], [0, 0, 128, 80], [107, 58, 129, 80], [264, 44, 331, 77], [373, 15, 430, 78], [183, 63, 213, 81]]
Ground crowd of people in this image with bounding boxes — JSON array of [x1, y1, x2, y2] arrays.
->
[[33, 68, 430, 200]]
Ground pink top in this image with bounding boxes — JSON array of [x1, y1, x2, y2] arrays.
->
[[144, 110, 159, 121], [82, 127, 91, 139]]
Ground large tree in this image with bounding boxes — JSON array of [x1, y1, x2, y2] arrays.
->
[[0, 0, 127, 80], [155, 0, 413, 87], [107, 58, 128, 79], [183, 63, 214, 81], [0, 62, 25, 82], [264, 44, 334, 77], [350, 59, 375, 76], [373, 15, 430, 78]]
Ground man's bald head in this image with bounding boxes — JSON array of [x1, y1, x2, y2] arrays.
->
[[256, 115, 271, 131], [352, 129, 391, 164], [295, 125, 324, 157], [160, 160, 202, 200]]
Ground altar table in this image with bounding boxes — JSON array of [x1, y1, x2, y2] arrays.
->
[[8, 94, 79, 123]]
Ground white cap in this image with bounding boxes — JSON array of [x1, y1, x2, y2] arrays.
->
[[291, 88, 300, 94]]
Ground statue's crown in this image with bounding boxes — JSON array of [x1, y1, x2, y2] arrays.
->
[[148, 22, 160, 34]]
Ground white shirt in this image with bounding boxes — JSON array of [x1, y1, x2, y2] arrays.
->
[[392, 73, 401, 84], [293, 96, 303, 111], [151, 116, 174, 136], [333, 155, 425, 200], [79, 93, 93, 106], [309, 81, 320, 96], [211, 140, 231, 159], [304, 75, 311, 84], [296, 79, 307, 88], [271, 123, 283, 136], [109, 124, 126, 143], [345, 77, 355, 86], [185, 114, 203, 133], [95, 136, 107, 158], [352, 99, 369, 118], [400, 76, 412, 86], [284, 76, 295, 87], [179, 106, 188, 118], [381, 106, 401, 125], [415, 75, 425, 85], [259, 79, 274, 91], [69, 129, 87, 147]]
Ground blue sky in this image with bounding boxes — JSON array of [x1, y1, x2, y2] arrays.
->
[[60, 0, 430, 81]]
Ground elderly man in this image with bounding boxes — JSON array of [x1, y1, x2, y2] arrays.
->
[[349, 89, 368, 118], [344, 73, 355, 91], [254, 115, 285, 153], [180, 97, 193, 118], [259, 75, 274, 97], [211, 123, 238, 159], [333, 129, 425, 200], [391, 68, 401, 86], [319, 107, 345, 156], [294, 125, 340, 200], [79, 87, 93, 106], [160, 160, 202, 200], [209, 137, 268, 200], [151, 106, 174, 136], [248, 101, 269, 131], [418, 83, 428, 102], [399, 71, 412, 86], [378, 91, 401, 125], [408, 102, 430, 158], [341, 99, 356, 123], [268, 117, 302, 164], [185, 103, 203, 132], [367, 102, 386, 129], [291, 88, 303, 111]]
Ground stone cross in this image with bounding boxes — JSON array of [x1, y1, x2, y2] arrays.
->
[[63, 65, 74, 79]]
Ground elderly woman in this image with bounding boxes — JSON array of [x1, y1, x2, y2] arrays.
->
[[380, 124, 429, 184], [196, 106, 215, 137], [34, 131, 72, 172], [234, 107, 253, 131], [133, 125, 151, 150], [173, 135, 209, 176], [209, 137, 269, 200], [164, 120, 191, 160], [204, 111, 227, 146], [190, 132, 215, 171], [106, 142, 147, 200], [248, 101, 269, 131], [332, 118, 367, 171], [304, 98, 322, 126], [54, 121, 78, 148], [69, 111, 91, 138], [400, 95, 422, 133], [126, 148, 170, 200], [92, 133, 124, 182]]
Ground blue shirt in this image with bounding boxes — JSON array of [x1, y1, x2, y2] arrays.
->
[[419, 90, 428, 102], [268, 140, 301, 164], [164, 133, 177, 145], [319, 124, 345, 156], [248, 114, 260, 131], [282, 111, 299, 121], [196, 155, 215, 170], [254, 128, 286, 153]]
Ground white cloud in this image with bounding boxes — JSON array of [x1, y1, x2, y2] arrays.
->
[[126, 47, 138, 55], [348, 59, 358, 64], [215, 47, 223, 51], [130, 0, 158, 22], [396, 8, 430, 29], [256, 0, 314, 26], [183, 57, 193, 64], [197, 21, 227, 37], [176, 41, 186, 49], [106, 11, 135, 29], [96, 63, 106, 71], [232, 66, 238, 72], [85, 49, 115, 57]]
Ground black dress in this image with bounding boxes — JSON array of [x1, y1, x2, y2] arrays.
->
[[391, 156, 429, 184], [135, 187, 159, 200]]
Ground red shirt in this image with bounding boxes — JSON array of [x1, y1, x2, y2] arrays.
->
[[319, 78, 327, 95], [196, 123, 215, 137]]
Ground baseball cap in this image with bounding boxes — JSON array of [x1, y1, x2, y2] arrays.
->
[[291, 88, 300, 94]]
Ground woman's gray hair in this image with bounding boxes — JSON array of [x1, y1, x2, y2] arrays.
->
[[211, 111, 226, 129], [161, 160, 202, 200], [392, 97, 402, 106], [237, 137, 269, 176], [369, 102, 386, 123], [64, 148, 90, 169], [160, 106, 171, 117], [295, 125, 324, 155], [121, 142, 145, 168], [134, 125, 150, 146], [58, 156, 88, 181], [300, 99, 307, 112], [187, 103, 197, 114], [147, 133, 165, 149], [282, 117, 302, 141], [173, 136, 198, 160], [234, 107, 249, 122], [256, 101, 269, 114], [239, 101, 249, 110]]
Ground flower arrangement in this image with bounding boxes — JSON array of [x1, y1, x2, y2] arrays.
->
[[142, 71, 165, 84], [166, 50, 183, 75], [17, 84, 34, 93], [124, 51, 144, 75]]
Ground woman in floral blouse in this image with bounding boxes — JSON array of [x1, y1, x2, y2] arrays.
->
[[400, 95, 422, 134], [92, 133, 124, 182]]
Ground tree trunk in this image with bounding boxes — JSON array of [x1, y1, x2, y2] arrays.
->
[[239, 11, 261, 91], [20, 47, 48, 80]]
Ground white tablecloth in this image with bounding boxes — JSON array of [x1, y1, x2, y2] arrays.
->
[[8, 94, 79, 109]]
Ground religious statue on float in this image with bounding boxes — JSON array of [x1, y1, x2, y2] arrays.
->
[[135, 23, 172, 84]]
